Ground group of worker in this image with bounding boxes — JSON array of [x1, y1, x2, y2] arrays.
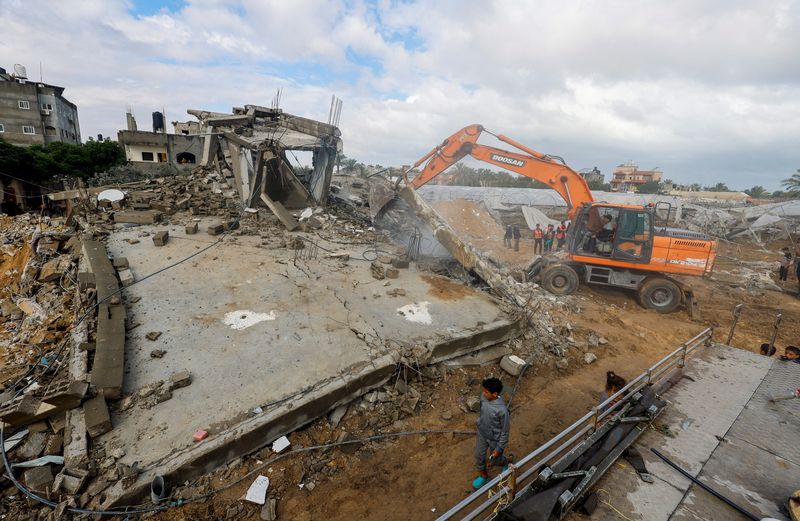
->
[[503, 221, 569, 254]]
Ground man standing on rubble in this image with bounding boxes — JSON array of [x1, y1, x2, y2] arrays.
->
[[473, 377, 511, 489], [504, 225, 513, 249], [512, 225, 521, 252], [533, 224, 543, 254]]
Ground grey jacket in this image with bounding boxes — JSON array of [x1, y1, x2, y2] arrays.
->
[[476, 394, 510, 451]]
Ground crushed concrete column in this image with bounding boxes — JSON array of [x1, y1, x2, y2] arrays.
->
[[398, 186, 523, 304]]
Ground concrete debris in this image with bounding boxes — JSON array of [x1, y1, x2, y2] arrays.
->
[[23, 465, 54, 494], [272, 436, 291, 454], [499, 354, 526, 376], [260, 497, 278, 521], [152, 230, 169, 246], [584, 352, 598, 364], [245, 475, 270, 505], [150, 349, 166, 358], [145, 331, 162, 341]]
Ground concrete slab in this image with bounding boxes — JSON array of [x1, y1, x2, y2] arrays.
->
[[574, 344, 773, 521], [671, 359, 800, 521], [98, 220, 513, 504]]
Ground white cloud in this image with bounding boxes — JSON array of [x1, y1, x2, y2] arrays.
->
[[0, 0, 798, 189]]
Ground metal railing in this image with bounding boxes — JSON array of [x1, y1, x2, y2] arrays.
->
[[436, 327, 714, 521]]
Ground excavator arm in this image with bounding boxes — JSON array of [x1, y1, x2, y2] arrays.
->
[[403, 124, 594, 219]]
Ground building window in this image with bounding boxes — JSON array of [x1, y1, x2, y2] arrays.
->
[[22, 126, 35, 135], [18, 100, 30, 109], [157, 152, 167, 163], [0, 124, 4, 133], [141, 152, 154, 161], [45, 126, 57, 136], [41, 103, 53, 111]]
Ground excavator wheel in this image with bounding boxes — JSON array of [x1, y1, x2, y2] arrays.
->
[[638, 278, 681, 314], [541, 264, 580, 296]]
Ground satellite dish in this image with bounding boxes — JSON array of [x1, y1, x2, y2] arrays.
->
[[97, 189, 125, 203]]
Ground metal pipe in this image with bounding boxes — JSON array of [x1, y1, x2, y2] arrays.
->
[[651, 448, 760, 521], [727, 304, 743, 345], [769, 313, 782, 353]]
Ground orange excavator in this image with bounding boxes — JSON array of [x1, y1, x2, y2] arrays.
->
[[398, 125, 717, 313]]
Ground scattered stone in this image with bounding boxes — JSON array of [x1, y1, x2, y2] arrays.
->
[[555, 359, 569, 371], [466, 396, 480, 412], [336, 431, 361, 454], [23, 465, 54, 494], [145, 331, 162, 341], [587, 333, 599, 348], [185, 222, 198, 235], [84, 395, 112, 438], [385, 267, 400, 279], [18, 431, 48, 460], [440, 410, 453, 421], [584, 352, 598, 364], [112, 257, 129, 269], [44, 434, 63, 456], [386, 288, 406, 297], [152, 230, 169, 246], [328, 404, 348, 428], [500, 354, 526, 376], [598, 336, 609, 345], [207, 223, 224, 235], [110, 448, 126, 459], [370, 261, 385, 280], [260, 497, 278, 521], [193, 430, 209, 442], [272, 436, 290, 453], [391, 258, 410, 269], [118, 268, 135, 287], [150, 349, 166, 358], [170, 370, 192, 389]]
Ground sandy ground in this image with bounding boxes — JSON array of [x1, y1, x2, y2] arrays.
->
[[152, 223, 800, 521]]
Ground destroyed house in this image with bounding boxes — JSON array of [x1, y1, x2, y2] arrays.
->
[[191, 105, 342, 211]]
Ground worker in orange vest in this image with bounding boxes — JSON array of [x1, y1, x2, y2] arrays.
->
[[533, 224, 543, 255], [555, 222, 567, 250]]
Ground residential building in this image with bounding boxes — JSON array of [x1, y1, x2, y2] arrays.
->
[[610, 162, 663, 192], [117, 110, 204, 166], [578, 167, 604, 185], [0, 63, 81, 146]]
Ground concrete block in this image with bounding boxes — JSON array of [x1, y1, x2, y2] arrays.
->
[[53, 467, 89, 495], [385, 268, 400, 279], [170, 370, 192, 390], [391, 258, 410, 269], [185, 222, 198, 235], [23, 465, 54, 494], [0, 394, 40, 426], [41, 380, 88, 409], [500, 354, 526, 377], [112, 257, 129, 269], [118, 268, 135, 287], [83, 395, 112, 438], [152, 231, 169, 247], [90, 303, 126, 399], [64, 407, 89, 468], [78, 272, 94, 291], [207, 223, 224, 235], [113, 210, 162, 224]]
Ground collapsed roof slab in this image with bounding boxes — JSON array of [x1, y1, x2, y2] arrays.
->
[[98, 219, 520, 506]]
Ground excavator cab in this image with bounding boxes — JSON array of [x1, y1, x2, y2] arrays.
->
[[569, 204, 654, 263]]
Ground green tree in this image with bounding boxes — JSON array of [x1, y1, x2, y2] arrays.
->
[[744, 185, 769, 198], [704, 182, 730, 192], [637, 180, 662, 194], [781, 170, 800, 193], [0, 138, 124, 184], [587, 179, 611, 191]]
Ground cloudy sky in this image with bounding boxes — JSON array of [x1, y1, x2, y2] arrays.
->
[[2, 0, 798, 190]]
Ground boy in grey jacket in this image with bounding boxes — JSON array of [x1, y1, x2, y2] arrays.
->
[[473, 377, 511, 489]]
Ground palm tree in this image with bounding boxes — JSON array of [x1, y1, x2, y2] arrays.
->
[[782, 170, 800, 193], [744, 185, 768, 198]]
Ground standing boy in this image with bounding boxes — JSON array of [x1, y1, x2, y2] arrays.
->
[[473, 377, 510, 489], [504, 225, 513, 248], [779, 247, 792, 281], [533, 224, 543, 254], [544, 224, 555, 252], [512, 225, 521, 252]]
